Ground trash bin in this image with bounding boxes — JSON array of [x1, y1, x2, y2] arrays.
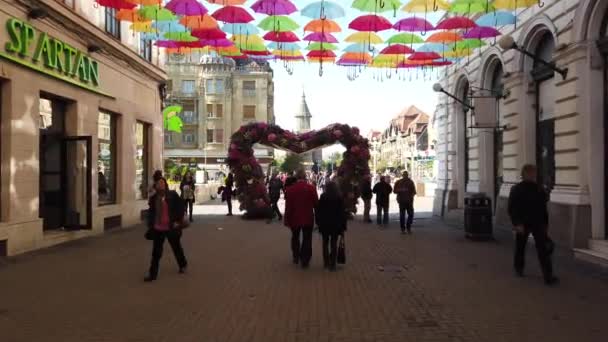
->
[[464, 194, 493, 241]]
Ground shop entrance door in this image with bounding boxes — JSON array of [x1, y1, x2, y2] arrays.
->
[[63, 137, 92, 230]]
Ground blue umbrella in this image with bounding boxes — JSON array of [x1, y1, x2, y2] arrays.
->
[[301, 1, 345, 19], [267, 42, 301, 50], [417, 43, 445, 53], [152, 21, 187, 33], [140, 32, 163, 41], [222, 23, 259, 35], [343, 43, 368, 53], [476, 11, 517, 27]]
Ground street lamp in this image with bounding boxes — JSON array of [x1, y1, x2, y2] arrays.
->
[[433, 83, 475, 111], [498, 35, 568, 80]]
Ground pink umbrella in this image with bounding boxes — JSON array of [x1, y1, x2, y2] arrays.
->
[[165, 0, 208, 16], [303, 32, 339, 43], [243, 50, 272, 56], [212, 5, 255, 23], [279, 55, 305, 61], [307, 50, 336, 58], [408, 52, 442, 61], [393, 17, 435, 32], [202, 38, 235, 47], [192, 28, 227, 40], [96, 0, 137, 9], [380, 44, 415, 54], [436, 17, 478, 30], [463, 26, 501, 39], [154, 40, 180, 48], [263, 31, 300, 42], [251, 0, 297, 15], [348, 14, 392, 32]]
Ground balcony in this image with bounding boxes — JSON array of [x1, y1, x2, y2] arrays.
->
[[172, 90, 200, 98]]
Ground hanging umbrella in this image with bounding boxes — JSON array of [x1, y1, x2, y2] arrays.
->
[[244, 50, 272, 56], [263, 31, 300, 43], [304, 19, 342, 33], [126, 0, 161, 5], [348, 15, 393, 32], [416, 43, 444, 52], [272, 49, 302, 57], [463, 26, 501, 39], [307, 50, 336, 58], [340, 52, 372, 62], [304, 32, 339, 43], [393, 17, 434, 32], [223, 23, 259, 35], [494, 0, 540, 9], [343, 43, 369, 53], [152, 20, 187, 33], [233, 34, 266, 46], [202, 38, 236, 48], [130, 21, 155, 32], [116, 9, 145, 21], [443, 49, 473, 58], [402, 0, 450, 12], [163, 105, 184, 133], [476, 11, 517, 27], [96, 0, 137, 9], [267, 42, 300, 50], [301, 1, 345, 19], [155, 40, 180, 48], [141, 32, 163, 40], [192, 28, 227, 40], [435, 16, 478, 30], [139, 6, 177, 21], [164, 32, 199, 42], [408, 51, 441, 60], [426, 31, 463, 44], [306, 42, 338, 51], [165, 0, 208, 16], [345, 31, 383, 44], [258, 16, 300, 32], [380, 44, 415, 54], [449, 0, 495, 14], [451, 38, 486, 50], [352, 0, 403, 13], [206, 0, 246, 4], [251, 0, 298, 16], [212, 6, 255, 23], [180, 14, 218, 29], [387, 33, 424, 44]]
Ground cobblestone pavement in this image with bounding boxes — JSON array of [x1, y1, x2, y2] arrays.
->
[[1, 198, 608, 342]]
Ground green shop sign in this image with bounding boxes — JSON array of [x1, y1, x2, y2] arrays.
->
[[0, 18, 107, 96]]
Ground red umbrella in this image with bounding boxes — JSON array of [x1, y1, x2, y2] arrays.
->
[[348, 14, 392, 32], [191, 28, 227, 40], [96, 0, 137, 9], [380, 44, 415, 54], [243, 50, 272, 56], [408, 52, 442, 61], [263, 31, 300, 42], [303, 32, 339, 43], [436, 17, 478, 30], [212, 5, 255, 23], [393, 17, 435, 32], [307, 50, 336, 58]]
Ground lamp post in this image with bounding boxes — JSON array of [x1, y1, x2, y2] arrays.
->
[[433, 83, 475, 111], [498, 35, 568, 80]]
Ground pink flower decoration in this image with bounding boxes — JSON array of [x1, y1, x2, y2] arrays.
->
[[268, 133, 277, 142], [352, 127, 360, 136], [230, 143, 238, 149], [333, 130, 343, 138], [257, 122, 268, 129], [351, 146, 360, 154]]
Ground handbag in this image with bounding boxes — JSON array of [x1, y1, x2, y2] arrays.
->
[[337, 235, 346, 264]]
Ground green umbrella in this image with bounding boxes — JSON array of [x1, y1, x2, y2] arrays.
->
[[163, 32, 198, 42], [163, 105, 183, 133], [387, 33, 424, 45], [352, 0, 402, 13], [139, 6, 177, 21], [451, 39, 486, 50], [235, 40, 267, 51], [258, 16, 299, 32], [306, 42, 338, 51], [449, 0, 495, 14]]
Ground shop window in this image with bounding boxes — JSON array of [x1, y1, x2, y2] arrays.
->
[[98, 111, 117, 205], [243, 105, 256, 119], [104, 8, 121, 40], [182, 133, 196, 144], [243, 80, 256, 97], [135, 122, 149, 200], [206, 129, 214, 143], [182, 80, 195, 94], [139, 36, 152, 62], [216, 104, 223, 118]]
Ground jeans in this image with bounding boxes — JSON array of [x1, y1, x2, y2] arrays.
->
[[322, 233, 339, 268], [376, 204, 389, 225], [514, 227, 554, 281], [363, 198, 371, 222], [148, 230, 188, 279], [399, 201, 414, 231], [291, 226, 313, 266]]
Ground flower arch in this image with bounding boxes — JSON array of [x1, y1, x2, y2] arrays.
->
[[227, 122, 371, 218]]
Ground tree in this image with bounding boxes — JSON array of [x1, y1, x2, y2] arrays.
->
[[280, 153, 303, 174], [376, 160, 388, 174]]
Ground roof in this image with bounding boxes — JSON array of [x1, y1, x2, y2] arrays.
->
[[389, 105, 430, 134]]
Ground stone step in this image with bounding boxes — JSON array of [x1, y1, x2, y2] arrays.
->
[[589, 239, 608, 254], [574, 242, 608, 268]]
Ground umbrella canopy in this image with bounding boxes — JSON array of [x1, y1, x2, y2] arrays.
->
[[165, 0, 208, 16], [212, 6, 255, 23], [163, 105, 184, 133], [163, 32, 199, 42], [258, 16, 299, 32], [393, 17, 434, 32], [180, 14, 218, 29], [443, 49, 473, 58], [263, 31, 300, 42], [449, 0, 495, 14], [435, 16, 478, 30], [352, 0, 403, 13], [243, 50, 272, 56], [301, 1, 345, 19], [267, 42, 300, 50], [206, 0, 246, 4], [192, 28, 227, 40], [251, 0, 297, 15], [126, 0, 162, 4], [272, 49, 302, 57], [97, 0, 137, 9], [202, 38, 235, 48], [303, 32, 339, 43], [476, 11, 517, 26], [153, 20, 187, 32], [402, 0, 450, 12], [408, 51, 441, 60], [116, 9, 146, 21], [426, 31, 463, 43], [139, 6, 177, 21], [232, 34, 265, 46], [343, 43, 369, 52], [451, 38, 486, 50], [155, 40, 181, 48], [380, 44, 415, 54], [304, 19, 342, 33], [345, 31, 384, 44], [494, 0, 539, 9], [307, 50, 337, 58], [130, 21, 155, 32], [387, 33, 424, 44], [416, 43, 444, 52], [463, 26, 502, 39], [306, 42, 338, 51], [222, 23, 258, 34], [349, 14, 393, 32], [340, 52, 372, 62]]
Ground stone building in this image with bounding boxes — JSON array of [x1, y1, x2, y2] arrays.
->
[[432, 0, 608, 263], [0, 0, 166, 255], [294, 91, 322, 168], [164, 54, 275, 176]]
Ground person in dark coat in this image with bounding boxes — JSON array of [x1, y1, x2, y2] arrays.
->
[[145, 178, 188, 282], [268, 172, 284, 220], [360, 175, 373, 223], [316, 181, 347, 271], [284, 172, 297, 188], [508, 164, 558, 286], [224, 173, 234, 216], [180, 171, 196, 222], [372, 176, 392, 226], [393, 171, 417, 234]]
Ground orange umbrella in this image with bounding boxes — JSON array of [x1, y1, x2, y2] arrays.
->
[[206, 0, 246, 5], [304, 19, 342, 33], [166, 47, 207, 54], [125, 0, 162, 5], [341, 52, 372, 63], [426, 31, 463, 44], [180, 14, 218, 30], [116, 8, 145, 22]]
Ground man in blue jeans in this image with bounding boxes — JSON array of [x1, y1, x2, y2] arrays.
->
[[394, 171, 417, 234], [372, 176, 392, 226]]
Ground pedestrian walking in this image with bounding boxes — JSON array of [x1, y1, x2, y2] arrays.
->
[[144, 178, 188, 282], [224, 173, 234, 216], [508, 164, 558, 286], [284, 169, 319, 269], [148, 170, 163, 197], [268, 172, 284, 220], [180, 171, 196, 222], [360, 175, 373, 223], [394, 171, 417, 234], [372, 176, 392, 226], [316, 181, 347, 271], [284, 172, 297, 188]]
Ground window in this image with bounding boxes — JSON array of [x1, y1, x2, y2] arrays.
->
[[182, 111, 196, 124], [216, 129, 224, 143], [164, 132, 173, 145], [139, 35, 152, 62], [206, 129, 214, 143], [98, 111, 117, 205], [243, 80, 256, 97], [56, 0, 75, 8], [205, 79, 215, 94], [243, 105, 256, 119], [104, 8, 121, 39], [182, 80, 195, 94], [207, 104, 214, 118], [166, 80, 173, 93], [183, 133, 196, 144], [216, 104, 223, 118], [215, 79, 224, 94], [135, 122, 149, 200]]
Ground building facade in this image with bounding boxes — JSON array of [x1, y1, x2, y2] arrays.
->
[[294, 91, 322, 168], [164, 54, 275, 176], [432, 0, 608, 263], [0, 0, 166, 256]]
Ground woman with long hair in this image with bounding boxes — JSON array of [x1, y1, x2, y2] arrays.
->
[[225, 173, 234, 216], [180, 171, 196, 222], [315, 181, 347, 271]]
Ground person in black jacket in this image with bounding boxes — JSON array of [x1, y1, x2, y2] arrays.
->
[[360, 176, 373, 223], [180, 171, 196, 222], [145, 178, 188, 282], [224, 173, 234, 216], [508, 164, 558, 286], [372, 176, 393, 226], [316, 181, 347, 271]]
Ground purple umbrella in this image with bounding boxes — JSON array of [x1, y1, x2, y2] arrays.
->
[[201, 38, 235, 47], [251, 0, 297, 16], [303, 32, 338, 43], [393, 17, 435, 33], [165, 0, 208, 16], [463, 26, 502, 39]]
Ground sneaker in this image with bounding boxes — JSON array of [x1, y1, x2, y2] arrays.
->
[[545, 277, 560, 287]]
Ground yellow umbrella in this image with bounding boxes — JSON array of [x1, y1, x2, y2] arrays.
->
[[443, 49, 473, 58], [166, 47, 207, 54], [494, 0, 539, 9], [272, 50, 302, 57], [345, 31, 384, 44], [232, 34, 265, 46], [130, 21, 155, 33], [402, 0, 451, 12]]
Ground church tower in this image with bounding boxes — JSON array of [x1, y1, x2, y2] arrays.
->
[[295, 91, 312, 133]]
